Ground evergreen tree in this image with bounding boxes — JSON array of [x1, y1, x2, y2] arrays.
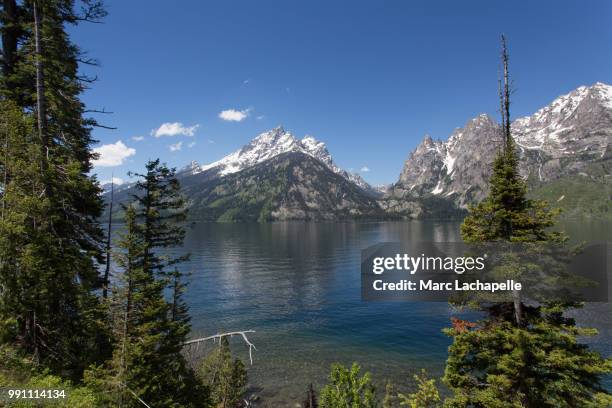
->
[[319, 363, 377, 408], [443, 36, 612, 407], [87, 160, 208, 407], [0, 0, 109, 376], [397, 370, 441, 408]]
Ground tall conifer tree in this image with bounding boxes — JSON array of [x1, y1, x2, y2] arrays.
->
[[0, 0, 109, 376], [87, 160, 208, 407], [443, 36, 612, 408]]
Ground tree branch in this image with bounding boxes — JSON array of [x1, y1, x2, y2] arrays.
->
[[77, 56, 100, 66], [183, 330, 257, 364], [84, 108, 113, 114], [92, 123, 118, 130], [77, 73, 98, 83]]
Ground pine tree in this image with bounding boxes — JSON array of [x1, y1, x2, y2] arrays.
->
[[398, 370, 440, 408], [319, 363, 377, 408], [86, 160, 208, 407], [443, 35, 612, 408], [0, 0, 109, 377]]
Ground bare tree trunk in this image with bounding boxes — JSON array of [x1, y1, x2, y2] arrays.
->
[[2, 124, 8, 219], [119, 272, 132, 408], [501, 34, 511, 148], [305, 383, 317, 408], [102, 180, 114, 298], [500, 35, 522, 326], [33, 0, 51, 204], [513, 289, 522, 326], [33, 1, 47, 148], [498, 77, 505, 149]]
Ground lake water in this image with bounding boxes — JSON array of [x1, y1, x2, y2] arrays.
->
[[173, 220, 611, 406]]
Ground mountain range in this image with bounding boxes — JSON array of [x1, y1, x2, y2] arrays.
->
[[179, 127, 378, 196], [107, 82, 611, 221], [385, 82, 611, 217]]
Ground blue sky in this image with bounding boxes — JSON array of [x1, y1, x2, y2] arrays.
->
[[74, 0, 612, 186]]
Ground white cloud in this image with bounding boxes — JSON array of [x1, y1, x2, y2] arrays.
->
[[207, 139, 215, 144], [169, 141, 183, 152], [243, 79, 251, 85], [131, 136, 145, 142], [92, 141, 136, 167], [360, 166, 370, 172], [218, 108, 251, 122], [151, 122, 199, 138], [256, 115, 265, 120], [102, 177, 124, 186], [188, 142, 196, 148]]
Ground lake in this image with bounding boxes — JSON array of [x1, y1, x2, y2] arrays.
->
[[171, 220, 611, 406]]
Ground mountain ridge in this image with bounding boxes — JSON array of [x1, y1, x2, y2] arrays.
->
[[386, 82, 612, 214], [179, 151, 387, 221], [182, 126, 378, 196], [105, 82, 611, 221]]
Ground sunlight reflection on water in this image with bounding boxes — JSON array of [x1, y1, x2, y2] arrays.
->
[[172, 220, 611, 406]]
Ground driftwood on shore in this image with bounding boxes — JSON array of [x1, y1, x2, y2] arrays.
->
[[183, 330, 257, 364]]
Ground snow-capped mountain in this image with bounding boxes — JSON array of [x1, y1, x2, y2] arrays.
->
[[186, 126, 377, 195], [386, 83, 612, 209], [513, 82, 612, 153]]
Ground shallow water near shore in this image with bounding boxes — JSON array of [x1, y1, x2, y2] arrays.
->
[[171, 220, 611, 406]]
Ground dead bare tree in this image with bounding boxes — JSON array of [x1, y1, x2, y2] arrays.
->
[[498, 35, 523, 326], [500, 34, 512, 150], [183, 330, 257, 364]]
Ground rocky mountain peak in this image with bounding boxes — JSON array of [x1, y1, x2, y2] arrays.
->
[[387, 82, 612, 210], [194, 127, 376, 194], [512, 83, 611, 157], [467, 113, 496, 129], [588, 82, 612, 110], [251, 125, 292, 144]]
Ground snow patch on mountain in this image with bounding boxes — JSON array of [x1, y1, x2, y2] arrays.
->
[[193, 126, 376, 194], [388, 82, 612, 208], [513, 83, 612, 152]]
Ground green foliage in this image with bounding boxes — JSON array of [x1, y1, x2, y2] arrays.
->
[[182, 152, 384, 222], [198, 337, 248, 408], [319, 363, 377, 408], [443, 311, 612, 408], [398, 370, 440, 408], [528, 169, 612, 219], [2, 3, 214, 407], [451, 140, 612, 406], [85, 161, 208, 407], [0, 100, 106, 376], [461, 138, 564, 244], [0, 0, 108, 378], [382, 381, 397, 408], [450, 42, 612, 406], [0, 345, 101, 407]]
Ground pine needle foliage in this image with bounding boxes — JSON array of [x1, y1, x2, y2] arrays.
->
[[444, 35, 611, 408]]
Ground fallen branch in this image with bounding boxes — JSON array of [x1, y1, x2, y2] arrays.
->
[[183, 330, 257, 364]]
